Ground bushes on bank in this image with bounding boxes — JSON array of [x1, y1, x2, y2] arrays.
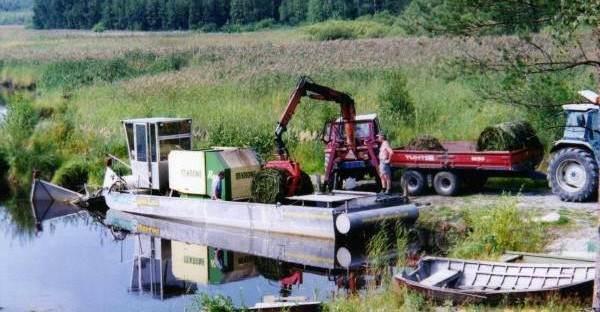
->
[[51, 158, 90, 191], [449, 197, 545, 259], [304, 20, 392, 40]]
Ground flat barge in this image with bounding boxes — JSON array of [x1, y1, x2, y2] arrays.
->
[[101, 118, 418, 239]]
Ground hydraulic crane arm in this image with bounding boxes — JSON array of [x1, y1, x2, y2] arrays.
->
[[275, 76, 356, 160]]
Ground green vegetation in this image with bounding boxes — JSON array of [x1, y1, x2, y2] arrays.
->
[[449, 197, 546, 259], [51, 158, 90, 192], [304, 20, 394, 40], [191, 293, 237, 312], [39, 52, 189, 91]]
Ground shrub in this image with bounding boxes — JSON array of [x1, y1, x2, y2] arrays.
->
[[304, 20, 390, 41], [92, 22, 106, 33], [378, 70, 415, 139], [190, 293, 236, 312], [450, 197, 545, 259], [51, 158, 90, 191]]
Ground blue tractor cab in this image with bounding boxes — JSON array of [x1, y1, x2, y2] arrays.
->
[[548, 95, 600, 202]]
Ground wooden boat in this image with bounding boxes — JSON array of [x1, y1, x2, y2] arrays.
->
[[395, 256, 595, 304]]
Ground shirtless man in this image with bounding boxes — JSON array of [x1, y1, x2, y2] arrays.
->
[[377, 133, 393, 194]]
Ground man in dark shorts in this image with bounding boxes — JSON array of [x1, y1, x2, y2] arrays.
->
[[377, 133, 393, 194]]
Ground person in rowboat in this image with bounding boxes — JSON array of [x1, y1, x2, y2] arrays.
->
[[377, 133, 393, 194]]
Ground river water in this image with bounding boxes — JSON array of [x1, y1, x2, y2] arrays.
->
[[0, 199, 395, 311]]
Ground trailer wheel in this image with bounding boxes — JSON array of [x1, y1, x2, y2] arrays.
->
[[401, 170, 427, 196], [433, 171, 461, 196], [548, 147, 598, 202]]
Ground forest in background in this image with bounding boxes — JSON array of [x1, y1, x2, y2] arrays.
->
[[31, 0, 410, 31], [0, 0, 32, 25]]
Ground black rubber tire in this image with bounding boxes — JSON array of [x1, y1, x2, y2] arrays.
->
[[548, 147, 598, 202], [433, 171, 461, 196], [401, 170, 427, 196], [298, 171, 314, 195]]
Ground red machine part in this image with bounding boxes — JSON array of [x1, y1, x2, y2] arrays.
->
[[266, 76, 357, 195], [264, 160, 302, 196]]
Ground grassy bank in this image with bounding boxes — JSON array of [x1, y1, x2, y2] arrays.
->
[[190, 198, 586, 311]]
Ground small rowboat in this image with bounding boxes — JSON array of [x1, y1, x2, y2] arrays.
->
[[395, 256, 595, 304]]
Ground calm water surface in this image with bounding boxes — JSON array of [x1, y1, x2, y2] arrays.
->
[[0, 199, 388, 312]]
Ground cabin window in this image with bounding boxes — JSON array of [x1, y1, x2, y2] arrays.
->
[[125, 123, 135, 159], [159, 121, 191, 137], [136, 124, 147, 162], [355, 122, 371, 139], [159, 137, 191, 161]]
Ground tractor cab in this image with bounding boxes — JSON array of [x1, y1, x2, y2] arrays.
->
[[561, 104, 600, 142], [323, 113, 381, 145], [122, 118, 192, 191], [322, 114, 381, 187]]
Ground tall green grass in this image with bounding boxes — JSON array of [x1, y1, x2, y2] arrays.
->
[[0, 57, 524, 189], [39, 51, 190, 91], [449, 197, 546, 259]]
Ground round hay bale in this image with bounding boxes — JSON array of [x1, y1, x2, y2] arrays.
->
[[251, 168, 287, 204], [477, 121, 544, 169], [477, 121, 543, 152], [405, 135, 446, 151]]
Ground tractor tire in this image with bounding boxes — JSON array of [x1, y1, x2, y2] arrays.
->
[[401, 170, 427, 196], [298, 171, 314, 195], [433, 171, 461, 196], [548, 147, 598, 202]]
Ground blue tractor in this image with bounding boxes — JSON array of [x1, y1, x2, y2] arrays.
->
[[548, 99, 600, 202]]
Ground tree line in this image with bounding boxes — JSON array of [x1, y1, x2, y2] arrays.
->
[[32, 0, 409, 30], [0, 0, 32, 12]]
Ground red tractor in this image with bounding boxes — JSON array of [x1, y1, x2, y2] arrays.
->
[[265, 76, 381, 195]]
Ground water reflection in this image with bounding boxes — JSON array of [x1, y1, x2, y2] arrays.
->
[[7, 199, 403, 310], [106, 209, 393, 306]]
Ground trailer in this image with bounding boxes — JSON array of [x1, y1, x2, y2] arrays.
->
[[390, 141, 544, 196]]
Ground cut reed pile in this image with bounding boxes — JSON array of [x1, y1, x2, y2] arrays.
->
[[405, 135, 445, 151]]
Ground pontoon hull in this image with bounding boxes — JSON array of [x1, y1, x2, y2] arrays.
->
[[103, 190, 418, 239]]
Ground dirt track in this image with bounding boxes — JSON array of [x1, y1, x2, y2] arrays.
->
[[413, 189, 598, 211]]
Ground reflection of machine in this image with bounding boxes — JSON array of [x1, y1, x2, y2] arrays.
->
[[170, 241, 257, 285], [130, 235, 258, 299]]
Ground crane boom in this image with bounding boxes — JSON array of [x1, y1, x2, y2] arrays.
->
[[275, 76, 356, 160]]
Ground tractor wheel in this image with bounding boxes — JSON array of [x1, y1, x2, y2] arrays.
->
[[298, 171, 314, 195], [548, 147, 598, 202], [401, 170, 427, 196], [433, 171, 461, 196]]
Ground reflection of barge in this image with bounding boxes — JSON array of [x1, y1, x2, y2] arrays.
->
[[102, 118, 419, 239], [105, 209, 383, 306]]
